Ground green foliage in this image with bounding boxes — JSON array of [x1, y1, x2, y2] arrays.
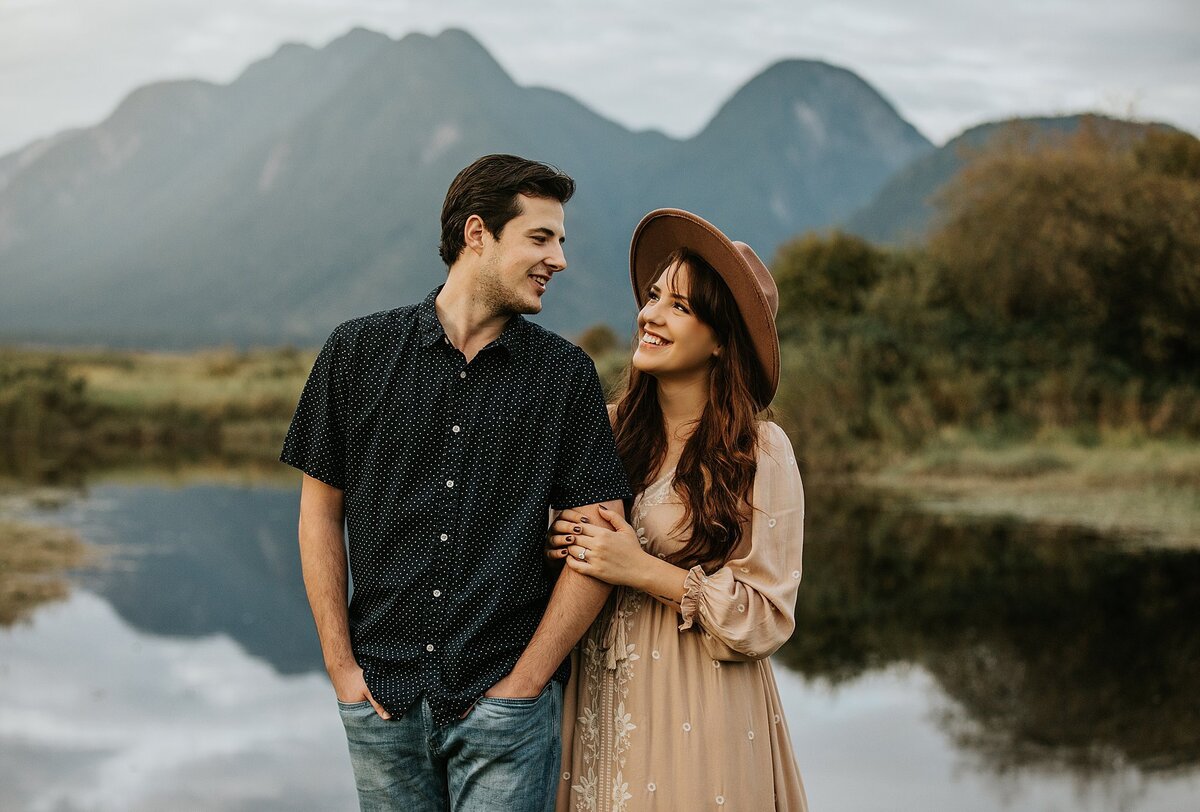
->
[[769, 126, 1200, 469], [1135, 129, 1200, 180], [929, 124, 1200, 377], [0, 355, 97, 443], [0, 348, 296, 479], [575, 324, 621, 358], [774, 231, 888, 331]]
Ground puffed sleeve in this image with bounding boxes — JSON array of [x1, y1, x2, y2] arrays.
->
[[677, 421, 804, 661]]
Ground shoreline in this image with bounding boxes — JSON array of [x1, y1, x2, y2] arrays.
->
[[858, 434, 1200, 549], [3, 345, 1197, 549], [0, 516, 93, 626]]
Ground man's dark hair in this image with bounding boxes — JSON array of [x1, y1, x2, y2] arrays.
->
[[439, 154, 575, 266]]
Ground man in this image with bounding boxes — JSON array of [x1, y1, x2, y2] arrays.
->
[[280, 154, 631, 811]]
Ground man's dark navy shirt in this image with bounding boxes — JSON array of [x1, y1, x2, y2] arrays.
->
[[281, 286, 632, 725]]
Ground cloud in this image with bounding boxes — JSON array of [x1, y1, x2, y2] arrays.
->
[[0, 0, 1196, 155], [0, 591, 356, 811]]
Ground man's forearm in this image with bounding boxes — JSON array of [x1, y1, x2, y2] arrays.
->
[[507, 500, 622, 688], [299, 513, 355, 672]]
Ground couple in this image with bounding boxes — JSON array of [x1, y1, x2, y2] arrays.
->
[[281, 154, 808, 811]]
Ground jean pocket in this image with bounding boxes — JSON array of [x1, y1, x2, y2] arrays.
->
[[337, 699, 373, 711], [476, 684, 550, 709]]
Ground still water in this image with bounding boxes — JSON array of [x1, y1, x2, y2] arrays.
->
[[1, 475, 1197, 811]]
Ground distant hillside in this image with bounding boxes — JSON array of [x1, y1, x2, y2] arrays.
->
[[638, 59, 932, 253], [845, 114, 1173, 245], [0, 28, 931, 348]]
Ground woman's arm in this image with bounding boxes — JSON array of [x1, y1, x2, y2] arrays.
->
[[676, 422, 805, 661]]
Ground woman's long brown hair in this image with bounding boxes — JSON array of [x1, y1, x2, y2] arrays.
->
[[613, 249, 769, 572]]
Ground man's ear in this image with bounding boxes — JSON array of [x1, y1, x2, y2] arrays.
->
[[463, 214, 488, 255]]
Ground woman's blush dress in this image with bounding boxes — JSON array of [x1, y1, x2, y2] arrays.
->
[[556, 421, 809, 811]]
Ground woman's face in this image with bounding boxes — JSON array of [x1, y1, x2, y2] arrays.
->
[[632, 260, 721, 382]]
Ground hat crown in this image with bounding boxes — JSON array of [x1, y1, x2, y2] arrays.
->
[[733, 241, 778, 318]]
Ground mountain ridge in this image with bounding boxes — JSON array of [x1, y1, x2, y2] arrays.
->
[[845, 113, 1177, 245], [0, 27, 934, 347]]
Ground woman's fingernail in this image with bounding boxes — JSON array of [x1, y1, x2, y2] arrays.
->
[[573, 526, 581, 533], [581, 517, 590, 524], [566, 535, 574, 542], [599, 505, 609, 511]]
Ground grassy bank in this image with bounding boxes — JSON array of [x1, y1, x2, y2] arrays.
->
[[3, 345, 1198, 547], [862, 431, 1200, 548], [0, 516, 92, 625], [1, 346, 311, 478]]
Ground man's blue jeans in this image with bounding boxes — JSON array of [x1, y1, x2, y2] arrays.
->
[[337, 682, 563, 812]]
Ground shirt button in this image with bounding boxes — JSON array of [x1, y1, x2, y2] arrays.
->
[[426, 644, 435, 652], [433, 589, 442, 598], [440, 533, 449, 541], [452, 425, 461, 433], [459, 370, 467, 379], [446, 479, 454, 488]]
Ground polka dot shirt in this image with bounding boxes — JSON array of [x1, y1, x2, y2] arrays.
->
[[281, 286, 632, 725]]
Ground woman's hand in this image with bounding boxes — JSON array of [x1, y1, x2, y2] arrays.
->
[[547, 505, 646, 587]]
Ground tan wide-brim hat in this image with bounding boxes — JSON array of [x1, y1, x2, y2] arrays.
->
[[629, 208, 780, 408]]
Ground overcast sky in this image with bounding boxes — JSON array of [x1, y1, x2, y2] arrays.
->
[[1, 0, 1197, 156]]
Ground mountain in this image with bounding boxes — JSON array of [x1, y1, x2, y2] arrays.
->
[[844, 114, 1172, 245], [640, 60, 932, 252], [0, 28, 932, 348]]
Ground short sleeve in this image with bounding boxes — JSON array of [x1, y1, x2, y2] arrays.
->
[[549, 352, 632, 510], [279, 327, 348, 490], [677, 421, 804, 661]]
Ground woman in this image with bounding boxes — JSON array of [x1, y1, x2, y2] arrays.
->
[[550, 209, 808, 811]]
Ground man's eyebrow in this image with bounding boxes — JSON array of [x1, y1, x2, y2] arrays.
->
[[528, 226, 565, 243]]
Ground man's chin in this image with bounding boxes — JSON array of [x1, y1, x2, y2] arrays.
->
[[499, 301, 541, 318]]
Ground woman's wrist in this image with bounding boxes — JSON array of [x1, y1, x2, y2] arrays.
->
[[631, 552, 688, 604], [624, 549, 656, 591]]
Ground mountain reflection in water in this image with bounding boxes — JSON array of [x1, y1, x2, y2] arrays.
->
[[20, 477, 1200, 790], [782, 488, 1200, 778]]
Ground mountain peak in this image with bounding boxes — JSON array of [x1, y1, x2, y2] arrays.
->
[[431, 28, 510, 80], [694, 56, 930, 161], [717, 57, 908, 121], [327, 26, 392, 52]]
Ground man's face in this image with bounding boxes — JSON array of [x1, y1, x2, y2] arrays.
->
[[476, 194, 567, 316]]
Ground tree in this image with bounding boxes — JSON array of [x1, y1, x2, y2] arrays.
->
[[772, 230, 888, 338], [928, 123, 1200, 377]]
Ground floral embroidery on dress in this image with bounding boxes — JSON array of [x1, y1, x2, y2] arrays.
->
[[571, 588, 645, 810], [569, 473, 670, 811]]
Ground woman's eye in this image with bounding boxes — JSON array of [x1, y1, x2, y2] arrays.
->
[[673, 303, 688, 313]]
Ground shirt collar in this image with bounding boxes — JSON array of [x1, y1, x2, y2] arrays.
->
[[416, 286, 448, 348], [416, 285, 528, 358]]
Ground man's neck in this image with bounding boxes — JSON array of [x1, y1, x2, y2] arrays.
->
[[435, 270, 511, 363]]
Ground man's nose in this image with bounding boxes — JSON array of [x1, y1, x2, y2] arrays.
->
[[546, 242, 566, 272]]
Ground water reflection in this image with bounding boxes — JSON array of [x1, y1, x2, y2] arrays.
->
[[24, 480, 321, 675], [3, 472, 1199, 811], [782, 488, 1200, 777], [0, 591, 355, 812]]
